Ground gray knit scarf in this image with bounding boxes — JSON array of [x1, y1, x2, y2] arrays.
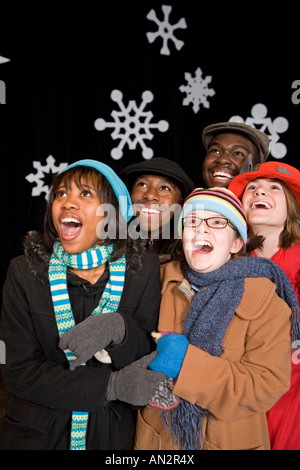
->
[[167, 256, 300, 450]]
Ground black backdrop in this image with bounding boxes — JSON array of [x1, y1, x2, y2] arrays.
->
[[1, 2, 299, 292]]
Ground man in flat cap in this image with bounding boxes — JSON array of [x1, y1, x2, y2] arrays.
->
[[202, 122, 270, 188], [120, 157, 194, 263]]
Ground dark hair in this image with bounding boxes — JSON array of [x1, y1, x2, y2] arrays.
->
[[43, 166, 128, 260]]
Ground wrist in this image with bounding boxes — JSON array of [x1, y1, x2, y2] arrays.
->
[[94, 349, 112, 364]]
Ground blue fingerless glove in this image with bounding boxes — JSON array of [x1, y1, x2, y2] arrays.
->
[[149, 334, 189, 379]]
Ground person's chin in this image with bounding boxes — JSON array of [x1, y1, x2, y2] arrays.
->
[[59, 236, 90, 255], [208, 178, 231, 188]]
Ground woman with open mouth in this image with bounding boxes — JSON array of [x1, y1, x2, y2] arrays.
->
[[135, 187, 299, 451], [0, 159, 165, 450], [229, 161, 300, 450]]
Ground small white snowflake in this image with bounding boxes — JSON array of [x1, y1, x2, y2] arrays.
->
[[94, 89, 169, 160], [25, 155, 68, 198], [229, 103, 289, 159], [179, 67, 215, 113], [146, 4, 187, 56]]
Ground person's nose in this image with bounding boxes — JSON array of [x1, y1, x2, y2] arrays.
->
[[143, 187, 159, 202], [62, 193, 79, 210], [254, 186, 267, 196], [195, 219, 208, 233], [214, 151, 232, 164]]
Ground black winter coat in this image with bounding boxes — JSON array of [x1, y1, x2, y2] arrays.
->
[[0, 232, 161, 450]]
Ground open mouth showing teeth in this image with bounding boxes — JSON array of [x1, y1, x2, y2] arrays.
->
[[60, 217, 82, 238], [194, 241, 213, 253], [140, 207, 161, 215], [251, 202, 272, 209], [212, 172, 233, 179]]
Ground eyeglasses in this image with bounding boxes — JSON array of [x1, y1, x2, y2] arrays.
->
[[182, 216, 232, 229]]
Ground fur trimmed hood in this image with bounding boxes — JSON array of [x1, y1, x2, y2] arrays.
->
[[23, 231, 147, 284]]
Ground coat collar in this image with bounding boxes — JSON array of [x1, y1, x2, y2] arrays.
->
[[161, 260, 195, 301], [23, 231, 146, 284]]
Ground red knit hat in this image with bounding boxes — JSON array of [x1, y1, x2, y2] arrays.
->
[[229, 161, 300, 205]]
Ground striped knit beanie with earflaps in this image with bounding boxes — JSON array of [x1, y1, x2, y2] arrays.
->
[[178, 187, 248, 243]]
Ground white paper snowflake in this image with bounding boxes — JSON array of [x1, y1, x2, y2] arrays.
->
[[179, 67, 215, 113], [229, 103, 289, 159], [0, 55, 10, 64], [146, 4, 187, 56], [94, 89, 169, 160], [25, 155, 68, 198]]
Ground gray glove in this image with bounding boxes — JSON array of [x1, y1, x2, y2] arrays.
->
[[59, 312, 125, 371], [106, 352, 166, 406]]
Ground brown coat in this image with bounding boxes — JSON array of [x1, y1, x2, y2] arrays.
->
[[134, 261, 292, 450]]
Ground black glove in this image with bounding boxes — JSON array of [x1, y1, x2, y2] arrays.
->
[[59, 312, 125, 370], [106, 352, 166, 406]]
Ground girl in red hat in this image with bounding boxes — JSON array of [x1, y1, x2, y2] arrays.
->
[[229, 161, 300, 450]]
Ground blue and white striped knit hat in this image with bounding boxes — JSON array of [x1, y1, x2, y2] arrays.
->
[[178, 187, 248, 243], [62, 159, 134, 221]]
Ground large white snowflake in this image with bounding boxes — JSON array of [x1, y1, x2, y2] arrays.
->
[[229, 103, 289, 159], [94, 89, 169, 160], [25, 155, 68, 198], [146, 4, 187, 56], [179, 67, 215, 113]]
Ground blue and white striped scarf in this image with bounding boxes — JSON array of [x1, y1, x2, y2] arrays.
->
[[49, 241, 126, 450]]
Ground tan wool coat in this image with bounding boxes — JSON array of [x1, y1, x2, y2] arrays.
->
[[134, 261, 292, 450]]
